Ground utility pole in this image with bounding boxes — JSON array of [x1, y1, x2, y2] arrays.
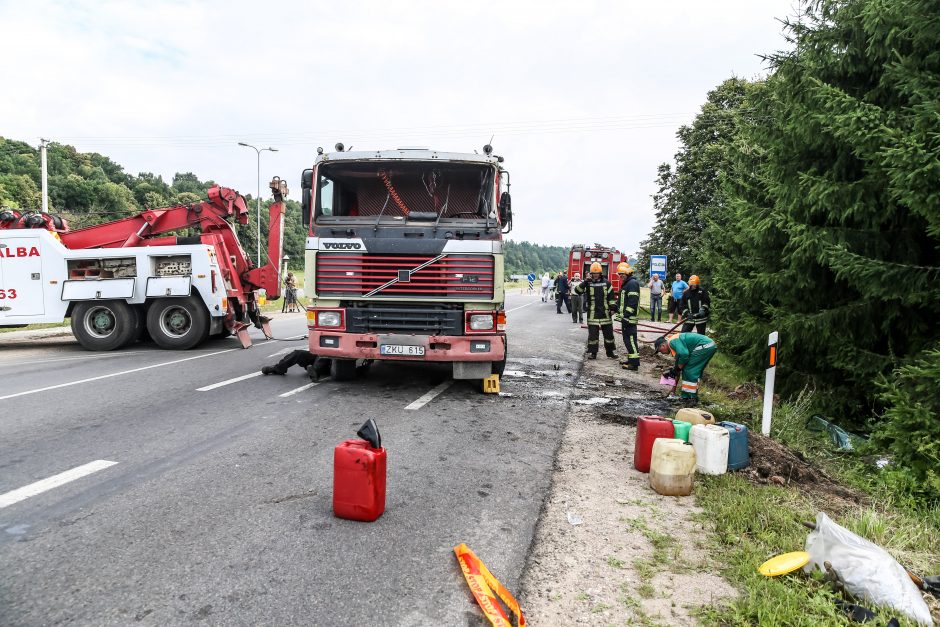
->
[[237, 142, 278, 267], [40, 138, 49, 212]]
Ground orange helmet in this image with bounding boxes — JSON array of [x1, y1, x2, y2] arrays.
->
[[616, 262, 633, 275], [689, 275, 701, 286], [589, 262, 603, 273]]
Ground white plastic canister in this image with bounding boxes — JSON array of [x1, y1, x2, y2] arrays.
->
[[650, 438, 697, 496], [689, 424, 729, 475]]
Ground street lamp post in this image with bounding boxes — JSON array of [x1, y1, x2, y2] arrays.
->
[[237, 142, 278, 267]]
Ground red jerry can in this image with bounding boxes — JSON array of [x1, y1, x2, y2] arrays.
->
[[634, 416, 675, 473], [333, 440, 387, 522]]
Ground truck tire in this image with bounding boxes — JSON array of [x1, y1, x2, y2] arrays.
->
[[71, 300, 138, 351], [146, 297, 210, 350], [330, 358, 357, 382], [492, 338, 507, 376]]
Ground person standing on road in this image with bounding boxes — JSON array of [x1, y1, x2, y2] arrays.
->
[[655, 332, 717, 405], [575, 262, 617, 359], [540, 272, 551, 302], [614, 263, 640, 371], [568, 272, 584, 323], [647, 273, 664, 322], [555, 270, 571, 315], [667, 273, 688, 323], [680, 275, 710, 334]]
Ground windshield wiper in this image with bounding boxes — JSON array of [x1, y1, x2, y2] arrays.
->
[[432, 184, 451, 235], [373, 192, 391, 234]]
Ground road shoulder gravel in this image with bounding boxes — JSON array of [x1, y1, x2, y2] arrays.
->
[[520, 353, 737, 625]]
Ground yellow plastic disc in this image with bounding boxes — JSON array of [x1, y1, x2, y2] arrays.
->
[[758, 551, 811, 577]]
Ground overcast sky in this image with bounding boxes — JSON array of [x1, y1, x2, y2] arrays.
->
[[1, 0, 795, 254]]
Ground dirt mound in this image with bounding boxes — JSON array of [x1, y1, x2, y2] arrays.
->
[[727, 382, 763, 400], [742, 432, 866, 507]]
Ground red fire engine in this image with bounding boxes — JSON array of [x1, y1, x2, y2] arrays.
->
[[568, 244, 627, 290]]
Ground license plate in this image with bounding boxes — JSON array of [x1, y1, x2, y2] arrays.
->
[[380, 344, 425, 356]]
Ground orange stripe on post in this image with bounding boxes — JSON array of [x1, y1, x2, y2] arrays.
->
[[769, 345, 777, 367]]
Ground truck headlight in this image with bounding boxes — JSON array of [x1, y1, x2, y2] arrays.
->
[[468, 313, 495, 331], [317, 311, 342, 327]]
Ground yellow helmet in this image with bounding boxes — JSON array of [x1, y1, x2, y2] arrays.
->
[[616, 262, 633, 275], [689, 275, 701, 286], [589, 262, 603, 273]]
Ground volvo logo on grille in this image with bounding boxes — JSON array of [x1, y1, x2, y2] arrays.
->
[[323, 242, 362, 250]]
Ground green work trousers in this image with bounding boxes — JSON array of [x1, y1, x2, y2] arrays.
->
[[679, 343, 717, 398]]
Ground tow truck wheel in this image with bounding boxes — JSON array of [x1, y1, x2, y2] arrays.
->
[[147, 297, 210, 350], [71, 300, 138, 351], [330, 358, 357, 382]]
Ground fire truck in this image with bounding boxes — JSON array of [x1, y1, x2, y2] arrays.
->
[[299, 145, 512, 382], [0, 181, 286, 350], [568, 244, 627, 291]]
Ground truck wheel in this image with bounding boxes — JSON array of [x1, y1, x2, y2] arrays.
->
[[330, 358, 357, 382], [71, 301, 138, 351], [147, 297, 210, 350], [492, 338, 507, 376]]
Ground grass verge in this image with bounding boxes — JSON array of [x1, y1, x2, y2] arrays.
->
[[693, 355, 940, 625]]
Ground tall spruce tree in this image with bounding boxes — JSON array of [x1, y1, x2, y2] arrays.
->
[[713, 0, 940, 418]]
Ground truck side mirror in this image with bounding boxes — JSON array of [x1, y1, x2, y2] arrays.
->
[[499, 192, 512, 232], [301, 169, 313, 226]]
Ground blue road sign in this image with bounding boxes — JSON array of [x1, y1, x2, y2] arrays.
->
[[650, 255, 667, 279]]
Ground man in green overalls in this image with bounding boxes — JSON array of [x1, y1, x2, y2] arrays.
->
[[575, 262, 618, 359], [655, 332, 717, 404]]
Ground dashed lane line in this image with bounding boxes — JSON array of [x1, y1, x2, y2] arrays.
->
[[506, 301, 538, 313], [404, 381, 455, 410], [266, 347, 294, 359], [0, 460, 118, 509], [278, 381, 321, 397], [197, 371, 263, 392], [0, 348, 240, 402]]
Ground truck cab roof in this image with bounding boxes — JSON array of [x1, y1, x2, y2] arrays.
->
[[315, 149, 501, 166]]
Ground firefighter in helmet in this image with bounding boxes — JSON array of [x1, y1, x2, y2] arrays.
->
[[574, 262, 618, 359], [680, 274, 711, 334], [614, 262, 640, 371]]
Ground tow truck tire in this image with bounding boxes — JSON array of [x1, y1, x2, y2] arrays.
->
[[330, 358, 357, 382], [147, 297, 210, 350], [71, 300, 138, 351]]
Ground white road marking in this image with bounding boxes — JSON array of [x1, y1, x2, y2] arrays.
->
[[0, 350, 154, 368], [278, 381, 321, 397], [404, 381, 455, 410], [0, 460, 118, 509], [197, 371, 263, 391], [507, 301, 537, 313], [266, 347, 293, 359], [0, 349, 240, 402]]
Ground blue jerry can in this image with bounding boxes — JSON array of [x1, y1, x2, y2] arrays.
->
[[719, 421, 750, 470]]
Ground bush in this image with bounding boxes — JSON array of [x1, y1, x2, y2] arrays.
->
[[872, 347, 940, 505]]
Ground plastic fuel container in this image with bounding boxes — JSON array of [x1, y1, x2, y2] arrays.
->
[[675, 408, 717, 426], [689, 424, 729, 475], [650, 438, 697, 496], [333, 439, 387, 522], [672, 420, 692, 442], [719, 421, 750, 470], [634, 416, 676, 473]]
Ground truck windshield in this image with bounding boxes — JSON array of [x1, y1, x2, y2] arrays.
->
[[315, 161, 495, 223]]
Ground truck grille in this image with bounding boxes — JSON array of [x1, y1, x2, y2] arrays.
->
[[345, 304, 463, 335], [316, 253, 494, 299]]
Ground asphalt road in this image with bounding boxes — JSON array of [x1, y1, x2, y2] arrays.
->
[[0, 291, 588, 626]]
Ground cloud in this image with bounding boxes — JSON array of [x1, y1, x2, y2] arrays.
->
[[0, 0, 794, 252]]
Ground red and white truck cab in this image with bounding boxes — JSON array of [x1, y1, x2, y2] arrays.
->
[[300, 146, 512, 382]]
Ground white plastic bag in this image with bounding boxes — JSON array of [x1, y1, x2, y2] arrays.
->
[[803, 512, 933, 625]]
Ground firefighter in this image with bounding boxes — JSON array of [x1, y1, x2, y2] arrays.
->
[[575, 262, 617, 359], [655, 332, 717, 405], [614, 263, 640, 371], [680, 274, 711, 334], [261, 350, 332, 380]]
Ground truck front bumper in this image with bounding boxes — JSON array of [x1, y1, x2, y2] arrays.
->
[[308, 330, 506, 362]]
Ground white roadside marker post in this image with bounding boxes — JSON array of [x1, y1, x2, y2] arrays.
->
[[762, 331, 778, 436]]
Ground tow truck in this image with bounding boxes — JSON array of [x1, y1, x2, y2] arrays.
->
[[299, 144, 512, 382], [0, 180, 286, 351]]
